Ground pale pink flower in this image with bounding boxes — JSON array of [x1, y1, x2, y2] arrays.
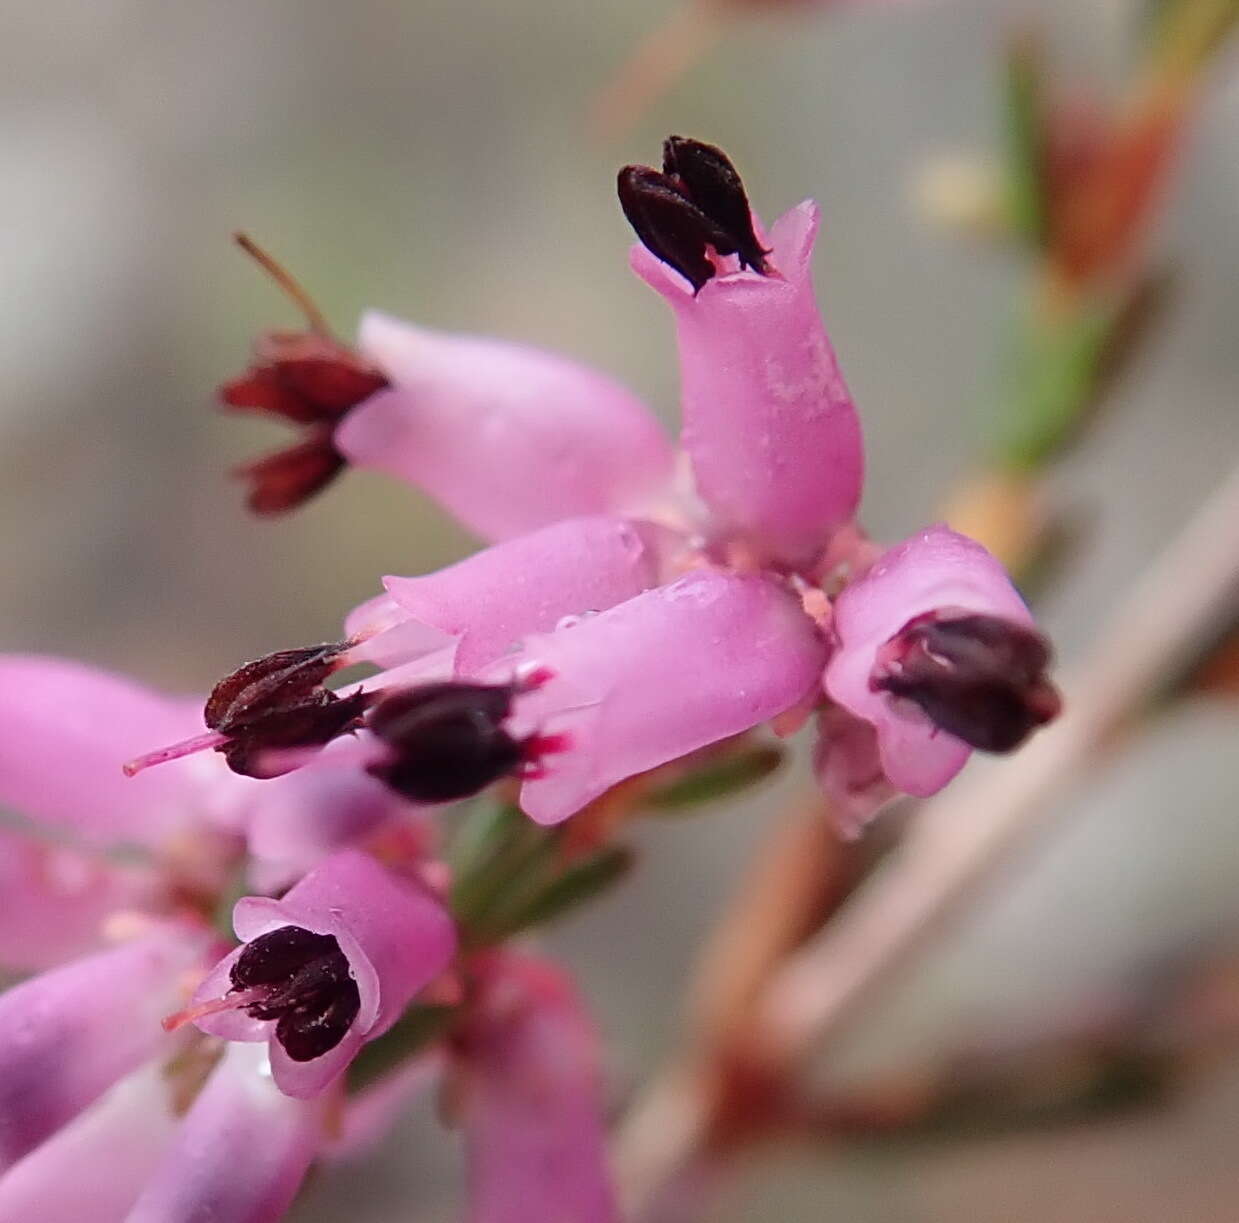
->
[[631, 199, 864, 566], [183, 850, 455, 1098], [0, 923, 210, 1171], [335, 311, 675, 541], [493, 570, 828, 825], [822, 525, 1060, 800], [345, 514, 680, 674]]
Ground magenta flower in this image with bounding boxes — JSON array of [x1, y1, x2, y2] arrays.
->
[[335, 311, 676, 542], [629, 191, 864, 566], [823, 525, 1061, 800], [181, 850, 455, 1098], [456, 951, 617, 1223]]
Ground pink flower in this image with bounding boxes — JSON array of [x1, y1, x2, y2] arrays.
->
[[0, 1062, 182, 1223], [183, 850, 455, 1098], [822, 525, 1061, 800], [493, 570, 828, 825], [0, 827, 163, 973], [0, 655, 213, 850], [625, 140, 864, 566], [335, 311, 676, 542], [346, 514, 680, 674], [126, 1043, 325, 1223], [456, 951, 617, 1223], [0, 923, 210, 1171]]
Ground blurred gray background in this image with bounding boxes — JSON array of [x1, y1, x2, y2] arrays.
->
[[2, 0, 1238, 1218]]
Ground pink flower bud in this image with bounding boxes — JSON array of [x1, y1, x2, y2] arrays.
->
[[457, 951, 617, 1223], [184, 850, 455, 1099], [335, 311, 675, 541], [493, 570, 828, 824], [631, 199, 864, 566]]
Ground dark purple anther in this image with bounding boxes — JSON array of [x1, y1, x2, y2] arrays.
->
[[871, 611, 1062, 753], [618, 136, 770, 292], [204, 641, 371, 778], [229, 926, 361, 1062], [365, 681, 560, 804]]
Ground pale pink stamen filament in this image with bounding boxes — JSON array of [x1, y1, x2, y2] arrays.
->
[[162, 985, 266, 1033], [122, 730, 229, 777]]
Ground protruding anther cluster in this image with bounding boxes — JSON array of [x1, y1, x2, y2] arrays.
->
[[203, 641, 372, 777], [366, 680, 565, 804], [221, 234, 388, 515], [618, 136, 771, 292], [871, 610, 1062, 752], [227, 926, 361, 1062]]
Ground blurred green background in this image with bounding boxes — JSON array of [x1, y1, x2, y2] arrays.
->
[[2, 0, 1238, 1218]]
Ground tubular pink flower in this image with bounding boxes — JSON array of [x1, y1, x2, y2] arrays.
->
[[0, 1063, 179, 1223], [126, 1043, 323, 1223], [0, 924, 208, 1171], [0, 655, 211, 848], [346, 515, 681, 674], [493, 570, 827, 824], [822, 524, 1038, 795], [0, 828, 161, 973], [187, 850, 455, 1099], [458, 951, 617, 1223], [335, 311, 676, 542], [631, 200, 864, 567]]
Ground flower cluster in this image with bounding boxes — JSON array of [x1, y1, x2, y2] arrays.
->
[[0, 137, 1058, 1220]]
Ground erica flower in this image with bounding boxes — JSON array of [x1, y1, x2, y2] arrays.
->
[[175, 850, 456, 1098], [336, 312, 676, 542], [183, 136, 1060, 837], [453, 950, 617, 1223]]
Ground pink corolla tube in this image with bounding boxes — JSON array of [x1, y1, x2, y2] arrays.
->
[[0, 655, 213, 849], [126, 1043, 324, 1223], [631, 200, 864, 568], [0, 1062, 180, 1223], [336, 311, 675, 542], [823, 524, 1037, 797], [345, 514, 681, 673], [0, 924, 209, 1171], [494, 569, 827, 825], [187, 850, 455, 1099], [459, 951, 617, 1223]]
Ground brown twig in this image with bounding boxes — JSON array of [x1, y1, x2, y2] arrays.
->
[[618, 460, 1239, 1212]]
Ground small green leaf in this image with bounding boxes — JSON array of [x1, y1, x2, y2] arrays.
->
[[485, 845, 636, 939], [647, 745, 785, 812]]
